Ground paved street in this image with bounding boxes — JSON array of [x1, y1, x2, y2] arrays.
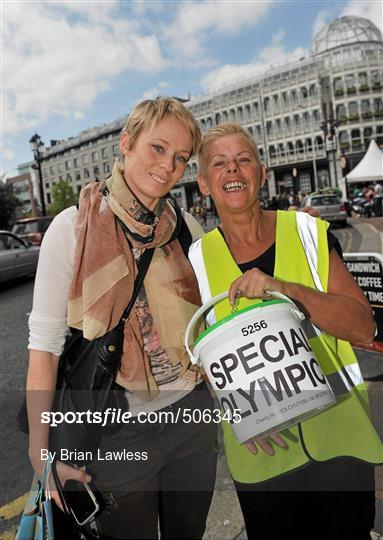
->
[[0, 217, 382, 539]]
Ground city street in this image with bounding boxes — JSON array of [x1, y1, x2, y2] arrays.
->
[[0, 218, 382, 539]]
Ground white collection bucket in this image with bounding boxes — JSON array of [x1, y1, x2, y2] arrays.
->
[[185, 291, 336, 444]]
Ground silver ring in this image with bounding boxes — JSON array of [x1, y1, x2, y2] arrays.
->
[[236, 290, 242, 297]]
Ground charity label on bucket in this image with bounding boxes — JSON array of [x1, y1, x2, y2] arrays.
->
[[185, 292, 336, 444]]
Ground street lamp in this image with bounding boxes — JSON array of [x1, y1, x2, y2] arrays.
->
[[320, 119, 340, 188], [29, 133, 46, 216]]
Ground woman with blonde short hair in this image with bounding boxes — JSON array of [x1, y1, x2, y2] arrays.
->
[[26, 97, 217, 539], [189, 122, 382, 540]]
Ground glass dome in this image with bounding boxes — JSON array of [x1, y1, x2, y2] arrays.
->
[[311, 16, 382, 55]]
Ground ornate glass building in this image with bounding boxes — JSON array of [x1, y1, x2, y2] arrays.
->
[[35, 15, 382, 210], [182, 15, 383, 206]]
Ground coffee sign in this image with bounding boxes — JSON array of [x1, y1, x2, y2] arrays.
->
[[344, 253, 383, 342]]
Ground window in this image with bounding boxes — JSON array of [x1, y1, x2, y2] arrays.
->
[[92, 151, 99, 162], [112, 144, 119, 156], [290, 90, 298, 103], [65, 160, 71, 170], [336, 104, 347, 123], [42, 168, 48, 178], [103, 162, 110, 174], [45, 182, 50, 189], [102, 148, 108, 159], [57, 163, 63, 173], [339, 131, 350, 151], [84, 168, 90, 178], [358, 72, 368, 88], [66, 173, 72, 181], [269, 145, 277, 158], [75, 171, 81, 181], [296, 140, 304, 154], [309, 84, 317, 97], [49, 166, 55, 175], [300, 173, 311, 193], [47, 193, 51, 204], [74, 158, 79, 168], [82, 154, 89, 165], [348, 102, 358, 118], [374, 98, 382, 113]]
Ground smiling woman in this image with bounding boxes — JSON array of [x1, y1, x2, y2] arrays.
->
[[25, 97, 217, 539], [120, 115, 192, 210], [189, 122, 382, 540], [198, 123, 266, 218]]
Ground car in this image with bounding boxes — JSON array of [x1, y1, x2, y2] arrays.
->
[[0, 231, 40, 284], [12, 216, 53, 246], [303, 193, 348, 227]]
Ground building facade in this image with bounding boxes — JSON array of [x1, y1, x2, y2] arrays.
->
[[34, 15, 382, 211], [184, 15, 383, 207], [39, 119, 125, 206]]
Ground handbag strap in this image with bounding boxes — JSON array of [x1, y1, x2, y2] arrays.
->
[[119, 247, 154, 324]]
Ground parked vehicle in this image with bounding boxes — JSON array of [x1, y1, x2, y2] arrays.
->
[[303, 192, 348, 227], [0, 231, 40, 284], [12, 216, 53, 246]]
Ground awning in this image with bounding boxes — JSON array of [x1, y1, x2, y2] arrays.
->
[[346, 139, 383, 184]]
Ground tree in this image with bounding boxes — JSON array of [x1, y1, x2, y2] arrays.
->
[[0, 183, 20, 229], [48, 180, 78, 215]]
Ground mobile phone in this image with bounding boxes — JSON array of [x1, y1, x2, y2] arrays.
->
[[63, 479, 100, 526]]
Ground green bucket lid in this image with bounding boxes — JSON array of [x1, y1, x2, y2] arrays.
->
[[194, 299, 286, 346]]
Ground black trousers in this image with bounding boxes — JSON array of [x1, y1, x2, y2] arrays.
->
[[235, 459, 375, 540], [92, 383, 217, 539]]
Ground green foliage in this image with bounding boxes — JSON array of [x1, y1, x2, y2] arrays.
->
[[48, 180, 78, 216], [0, 183, 21, 229]]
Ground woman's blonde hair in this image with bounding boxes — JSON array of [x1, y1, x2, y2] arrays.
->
[[198, 123, 261, 172], [122, 97, 201, 156]]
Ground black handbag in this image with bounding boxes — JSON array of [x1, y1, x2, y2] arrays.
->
[[18, 247, 154, 463]]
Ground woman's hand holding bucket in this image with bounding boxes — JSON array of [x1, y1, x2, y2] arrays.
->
[[244, 433, 288, 456], [229, 269, 286, 306]]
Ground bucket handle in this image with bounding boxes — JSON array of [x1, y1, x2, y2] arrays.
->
[[184, 290, 304, 365]]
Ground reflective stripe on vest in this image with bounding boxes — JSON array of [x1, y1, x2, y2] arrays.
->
[[189, 210, 383, 482]]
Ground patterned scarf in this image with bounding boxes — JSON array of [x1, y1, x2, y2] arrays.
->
[[67, 162, 201, 400]]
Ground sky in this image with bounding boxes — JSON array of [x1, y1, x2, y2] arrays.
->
[[2, 0, 382, 178]]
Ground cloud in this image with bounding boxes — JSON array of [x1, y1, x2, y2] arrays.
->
[[200, 30, 306, 92], [139, 81, 170, 100], [3, 1, 167, 136], [3, 149, 15, 161], [164, 0, 275, 61], [341, 0, 382, 27]]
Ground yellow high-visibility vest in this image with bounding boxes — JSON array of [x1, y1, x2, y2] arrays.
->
[[189, 210, 383, 483]]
